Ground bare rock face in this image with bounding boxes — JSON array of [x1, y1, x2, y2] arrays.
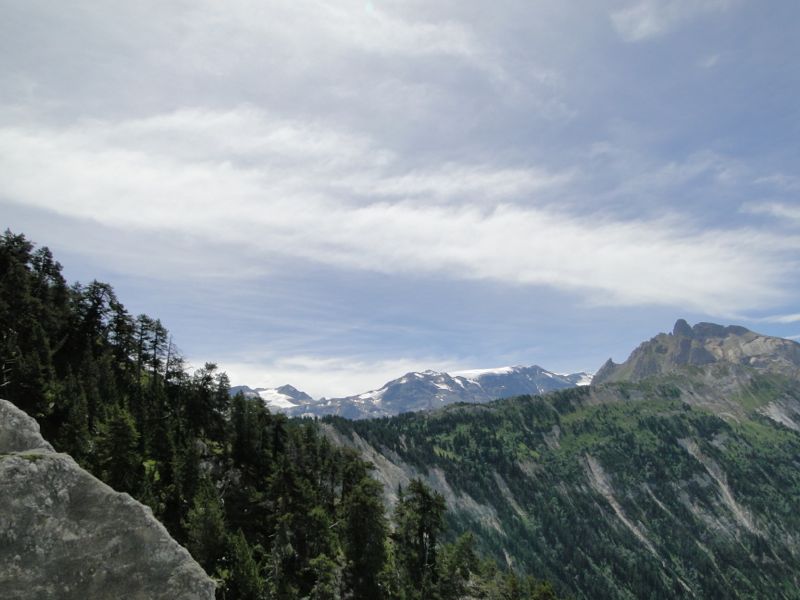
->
[[594, 320, 800, 384], [0, 399, 215, 600]]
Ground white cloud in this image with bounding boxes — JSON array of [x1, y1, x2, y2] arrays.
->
[[186, 0, 481, 59], [611, 0, 736, 42], [754, 174, 800, 192], [0, 106, 795, 317], [610, 150, 745, 195], [742, 202, 800, 225], [756, 313, 800, 324]]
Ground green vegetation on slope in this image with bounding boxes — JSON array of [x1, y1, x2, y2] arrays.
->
[[331, 378, 800, 599], [0, 230, 558, 599]]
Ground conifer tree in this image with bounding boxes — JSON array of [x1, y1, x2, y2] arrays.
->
[[186, 477, 228, 575], [53, 371, 90, 461], [392, 479, 446, 599], [96, 403, 142, 495], [342, 476, 388, 599], [226, 529, 264, 600]]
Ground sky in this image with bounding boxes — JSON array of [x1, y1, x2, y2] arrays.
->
[[2, 0, 799, 398]]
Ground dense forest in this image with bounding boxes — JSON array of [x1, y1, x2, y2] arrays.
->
[[330, 379, 800, 598], [0, 230, 558, 600]]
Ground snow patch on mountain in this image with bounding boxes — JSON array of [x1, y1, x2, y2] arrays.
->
[[449, 366, 516, 379], [257, 389, 301, 409]]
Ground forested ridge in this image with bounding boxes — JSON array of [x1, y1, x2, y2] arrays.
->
[[0, 230, 558, 600], [330, 377, 800, 598]]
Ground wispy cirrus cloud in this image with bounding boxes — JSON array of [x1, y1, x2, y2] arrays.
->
[[741, 202, 800, 225], [759, 314, 800, 324], [611, 0, 737, 42], [0, 106, 794, 315]]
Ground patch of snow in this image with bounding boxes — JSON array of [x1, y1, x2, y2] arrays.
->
[[258, 389, 300, 410], [357, 387, 386, 404], [575, 373, 593, 386], [449, 366, 517, 379]]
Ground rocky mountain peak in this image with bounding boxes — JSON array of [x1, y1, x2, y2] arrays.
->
[[275, 384, 313, 402], [594, 320, 800, 384], [672, 318, 693, 337]]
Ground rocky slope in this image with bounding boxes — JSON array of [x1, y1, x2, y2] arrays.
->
[[595, 319, 800, 384], [326, 323, 800, 599], [0, 399, 215, 600]]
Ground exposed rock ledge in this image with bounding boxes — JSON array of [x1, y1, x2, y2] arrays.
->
[[0, 399, 215, 600]]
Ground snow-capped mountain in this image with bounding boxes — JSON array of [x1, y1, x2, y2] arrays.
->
[[233, 365, 592, 420], [228, 384, 314, 411]]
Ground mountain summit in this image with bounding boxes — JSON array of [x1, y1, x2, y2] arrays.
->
[[594, 319, 800, 384], [228, 383, 314, 410]]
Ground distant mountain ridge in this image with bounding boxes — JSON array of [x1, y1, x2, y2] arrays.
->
[[233, 365, 592, 419]]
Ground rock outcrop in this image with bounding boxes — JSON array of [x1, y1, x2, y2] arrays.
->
[[594, 320, 800, 384], [0, 399, 215, 600]]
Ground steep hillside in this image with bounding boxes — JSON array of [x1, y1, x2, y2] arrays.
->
[[327, 325, 800, 599], [0, 399, 215, 600]]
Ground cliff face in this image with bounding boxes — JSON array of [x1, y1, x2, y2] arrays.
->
[[0, 399, 215, 600], [594, 319, 800, 384]]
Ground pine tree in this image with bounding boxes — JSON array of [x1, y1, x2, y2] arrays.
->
[[392, 479, 446, 599], [308, 554, 342, 600], [185, 477, 228, 575], [226, 529, 264, 600], [52, 371, 90, 461], [437, 533, 478, 600], [96, 403, 142, 495], [342, 476, 388, 599]]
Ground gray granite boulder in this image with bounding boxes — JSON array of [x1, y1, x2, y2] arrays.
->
[[0, 399, 215, 600]]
